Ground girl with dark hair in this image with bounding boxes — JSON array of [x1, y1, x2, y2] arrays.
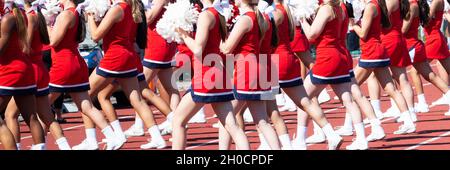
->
[[4, 0, 70, 150], [350, 0, 416, 134]]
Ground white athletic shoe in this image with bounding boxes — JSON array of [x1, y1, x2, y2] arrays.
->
[[291, 139, 307, 150], [158, 120, 171, 131], [124, 125, 145, 137], [431, 95, 449, 106], [444, 110, 450, 116], [305, 133, 326, 144], [243, 109, 254, 123], [327, 135, 343, 150], [414, 103, 430, 113], [383, 107, 401, 118], [345, 139, 368, 150], [410, 111, 418, 122], [160, 125, 173, 136], [366, 126, 386, 142], [189, 108, 207, 123], [140, 139, 167, 149], [104, 138, 125, 150], [72, 139, 99, 150], [275, 94, 286, 106], [257, 144, 271, 150], [212, 122, 220, 128], [335, 126, 353, 136], [363, 118, 370, 124], [393, 124, 416, 135], [279, 105, 297, 112], [318, 89, 331, 104], [375, 110, 384, 119]]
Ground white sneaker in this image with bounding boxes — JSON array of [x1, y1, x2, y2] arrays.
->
[[104, 138, 125, 150], [275, 94, 286, 106], [335, 126, 353, 136], [212, 122, 220, 128], [305, 133, 326, 144], [410, 111, 418, 122], [279, 105, 297, 112], [158, 120, 171, 131], [431, 95, 448, 106], [375, 110, 384, 119], [363, 118, 370, 124], [124, 125, 145, 137], [327, 135, 343, 150], [72, 139, 99, 150], [160, 125, 173, 136], [444, 110, 450, 116], [383, 107, 401, 118], [346, 139, 368, 150], [414, 103, 429, 113], [243, 109, 254, 123], [257, 144, 271, 150], [291, 139, 307, 150], [189, 108, 206, 123], [140, 139, 167, 149], [366, 126, 385, 142], [393, 124, 416, 135], [318, 89, 331, 104]]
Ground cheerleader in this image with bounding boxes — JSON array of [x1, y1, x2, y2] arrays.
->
[[142, 0, 181, 134], [4, 0, 71, 150], [0, 0, 46, 150], [172, 0, 250, 150], [350, 0, 416, 134]]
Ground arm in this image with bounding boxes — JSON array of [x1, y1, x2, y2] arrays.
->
[[300, 5, 332, 41], [220, 15, 252, 54], [49, 11, 72, 47], [178, 11, 214, 57], [429, 0, 442, 18], [402, 3, 418, 34], [385, 0, 398, 15], [351, 3, 376, 40], [273, 8, 284, 26], [26, 13, 37, 52], [146, 0, 166, 25], [0, 15, 14, 55], [88, 6, 122, 42]]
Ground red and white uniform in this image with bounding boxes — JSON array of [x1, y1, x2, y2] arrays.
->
[[233, 11, 272, 100], [190, 8, 234, 103], [273, 4, 302, 88], [49, 8, 90, 92], [340, 2, 354, 77], [28, 10, 50, 96], [97, 2, 138, 78], [404, 0, 427, 63], [143, 8, 177, 69], [424, 7, 450, 59], [310, 5, 351, 84], [358, 1, 390, 68], [381, 0, 411, 67], [0, 11, 36, 95], [290, 26, 310, 53]]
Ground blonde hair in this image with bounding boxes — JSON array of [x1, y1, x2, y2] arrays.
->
[[128, 0, 143, 23], [280, 0, 295, 41], [12, 3, 30, 53]]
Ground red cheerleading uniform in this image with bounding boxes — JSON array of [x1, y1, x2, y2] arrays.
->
[[49, 7, 89, 92], [290, 26, 310, 52], [404, 0, 427, 63], [28, 10, 50, 96], [97, 2, 138, 78], [129, 17, 145, 82], [273, 4, 302, 88], [190, 8, 234, 103], [358, 1, 390, 68], [0, 11, 36, 95], [340, 2, 354, 77], [424, 9, 450, 59], [143, 8, 177, 69], [381, 0, 411, 67], [310, 5, 351, 84], [233, 12, 272, 101], [261, 13, 278, 94]]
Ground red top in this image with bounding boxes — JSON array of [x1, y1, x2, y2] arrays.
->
[[102, 3, 134, 55], [273, 4, 293, 53], [1, 11, 27, 61], [260, 13, 273, 55], [316, 6, 343, 48], [360, 1, 383, 50], [233, 12, 260, 55], [340, 2, 349, 48], [27, 10, 44, 60], [404, 0, 420, 44], [381, 0, 403, 37], [424, 10, 444, 36], [51, 7, 79, 54]]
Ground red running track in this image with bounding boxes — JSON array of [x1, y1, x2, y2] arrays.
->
[[1, 60, 449, 150]]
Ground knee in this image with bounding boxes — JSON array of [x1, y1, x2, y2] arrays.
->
[[142, 88, 155, 98]]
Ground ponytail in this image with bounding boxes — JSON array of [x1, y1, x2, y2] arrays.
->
[[12, 4, 30, 53], [252, 5, 268, 39], [281, 0, 295, 41], [378, 0, 391, 28], [129, 0, 143, 23], [400, 0, 411, 20], [36, 7, 50, 44], [270, 16, 279, 47], [135, 0, 147, 49], [418, 0, 430, 26], [75, 0, 86, 43], [218, 14, 228, 41]]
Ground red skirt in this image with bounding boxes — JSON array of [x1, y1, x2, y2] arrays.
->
[[381, 35, 412, 67], [425, 32, 450, 60], [144, 29, 177, 69], [31, 56, 50, 96], [310, 47, 351, 84], [290, 26, 310, 53], [0, 55, 36, 95], [49, 49, 90, 92], [406, 39, 427, 64]]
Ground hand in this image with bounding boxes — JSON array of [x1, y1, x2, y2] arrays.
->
[[176, 28, 189, 39]]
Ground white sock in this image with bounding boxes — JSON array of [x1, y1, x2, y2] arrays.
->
[[417, 93, 427, 104], [278, 134, 292, 148], [401, 111, 414, 126], [390, 98, 398, 110], [167, 112, 174, 122], [258, 133, 269, 147], [296, 125, 307, 144], [111, 120, 124, 136], [101, 126, 116, 141], [148, 125, 164, 142], [312, 121, 322, 135], [134, 112, 144, 129], [321, 123, 338, 139], [16, 143, 21, 150], [370, 100, 381, 113], [370, 118, 381, 127], [343, 113, 353, 129], [85, 128, 97, 143], [409, 107, 416, 114], [284, 93, 296, 108], [56, 137, 71, 150], [31, 143, 46, 150], [354, 122, 366, 141], [445, 91, 450, 104]]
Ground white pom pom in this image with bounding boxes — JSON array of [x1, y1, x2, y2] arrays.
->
[[156, 0, 199, 44], [445, 0, 450, 12], [352, 0, 365, 22], [41, 0, 62, 26], [142, 0, 154, 10], [288, 0, 319, 26], [85, 0, 111, 22]]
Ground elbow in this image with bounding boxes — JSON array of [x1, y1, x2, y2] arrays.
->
[[192, 48, 203, 57], [91, 34, 101, 43]]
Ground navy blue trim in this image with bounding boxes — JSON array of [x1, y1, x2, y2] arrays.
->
[[137, 74, 145, 82], [349, 70, 355, 78], [187, 88, 235, 103], [49, 84, 90, 93], [36, 89, 50, 97], [0, 87, 37, 96], [142, 60, 174, 69], [233, 89, 274, 101], [309, 72, 351, 85], [279, 78, 303, 88], [358, 59, 390, 68], [96, 67, 138, 78]]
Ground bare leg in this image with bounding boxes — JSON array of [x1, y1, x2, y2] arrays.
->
[[4, 99, 20, 143], [171, 94, 204, 149], [14, 95, 45, 146]]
